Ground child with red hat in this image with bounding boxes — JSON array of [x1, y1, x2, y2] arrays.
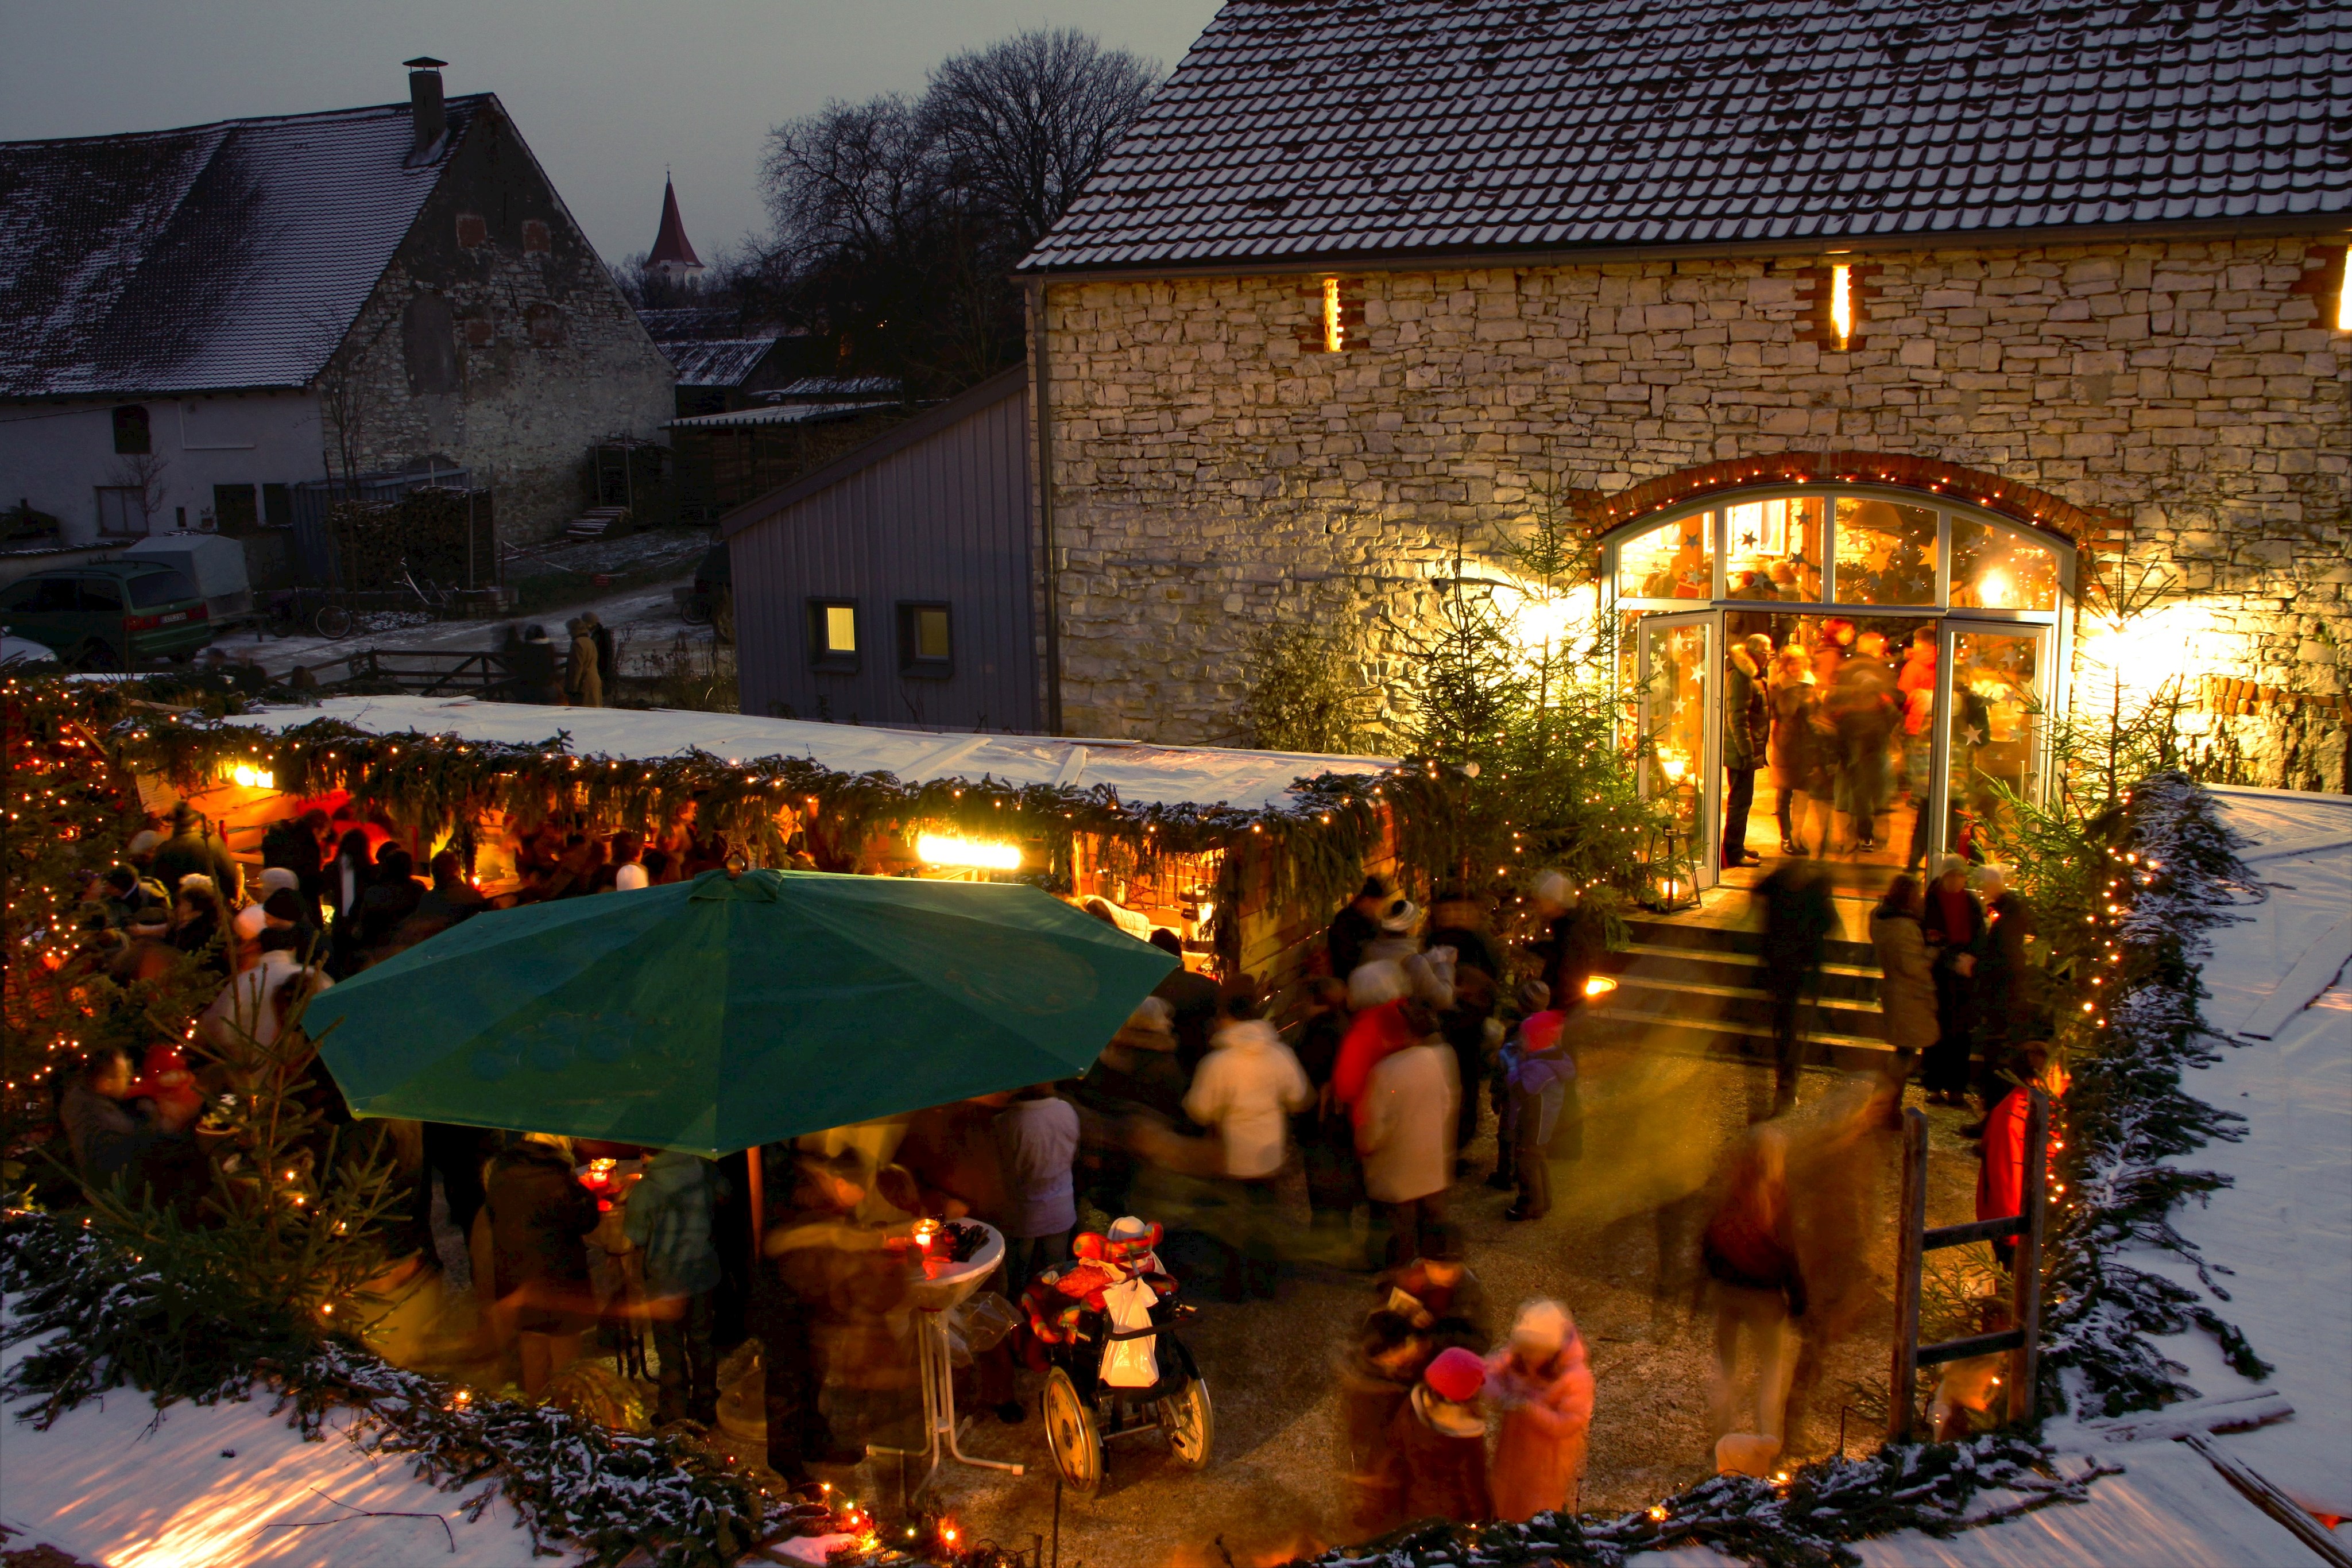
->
[[1381, 1344, 1492, 1525]]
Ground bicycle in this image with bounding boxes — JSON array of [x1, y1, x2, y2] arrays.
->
[[264, 589, 353, 641]]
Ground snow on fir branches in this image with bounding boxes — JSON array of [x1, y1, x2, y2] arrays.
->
[[2035, 771, 2273, 1416]]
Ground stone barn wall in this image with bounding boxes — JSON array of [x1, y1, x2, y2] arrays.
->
[[1035, 237, 2350, 789], [324, 104, 675, 544]]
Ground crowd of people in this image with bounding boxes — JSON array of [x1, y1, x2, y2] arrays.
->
[[1719, 617, 1986, 873], [45, 773, 2062, 1526]]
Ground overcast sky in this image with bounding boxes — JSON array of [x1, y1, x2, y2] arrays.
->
[[0, 0, 1221, 264]]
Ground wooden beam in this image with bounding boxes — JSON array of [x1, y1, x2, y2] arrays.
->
[[2181, 1431, 2352, 1568], [1888, 1106, 1928, 1440], [1924, 1214, 2027, 1249]]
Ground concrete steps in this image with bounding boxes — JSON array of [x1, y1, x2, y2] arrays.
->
[[1592, 916, 1893, 1071]]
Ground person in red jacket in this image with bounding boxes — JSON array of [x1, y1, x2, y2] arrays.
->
[[1977, 1044, 2067, 1268]]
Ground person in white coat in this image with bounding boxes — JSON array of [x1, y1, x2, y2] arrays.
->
[[1357, 1034, 1460, 1267], [1185, 1008, 1312, 1299]]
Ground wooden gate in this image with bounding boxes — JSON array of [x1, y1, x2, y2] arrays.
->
[[1888, 1089, 2048, 1438]]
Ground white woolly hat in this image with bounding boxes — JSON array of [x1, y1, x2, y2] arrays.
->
[[1535, 870, 1573, 907], [1348, 959, 1411, 1011], [1510, 1299, 1572, 1357], [258, 866, 299, 894], [614, 863, 649, 890], [233, 903, 269, 939]]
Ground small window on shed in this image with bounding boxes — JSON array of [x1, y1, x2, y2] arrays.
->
[[808, 599, 858, 671], [526, 302, 564, 348], [898, 602, 951, 675], [521, 219, 551, 253], [455, 213, 489, 248], [112, 405, 150, 455]]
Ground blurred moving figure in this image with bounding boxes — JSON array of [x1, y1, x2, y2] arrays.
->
[[1702, 1124, 1805, 1471], [1382, 1345, 1492, 1526], [484, 1133, 601, 1400], [1753, 860, 1838, 1114], [1485, 1299, 1596, 1520], [1920, 855, 1987, 1106], [1182, 998, 1310, 1300], [1978, 1043, 2067, 1269]]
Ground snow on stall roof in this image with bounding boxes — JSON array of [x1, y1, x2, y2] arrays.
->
[[223, 695, 1399, 812], [0, 98, 488, 397]]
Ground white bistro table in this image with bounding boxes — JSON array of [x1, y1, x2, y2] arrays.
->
[[866, 1219, 1024, 1488]]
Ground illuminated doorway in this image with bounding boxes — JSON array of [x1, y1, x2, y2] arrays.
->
[[1607, 486, 2070, 899]]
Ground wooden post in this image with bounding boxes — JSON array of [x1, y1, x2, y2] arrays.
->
[[1888, 1106, 1928, 1440], [745, 1143, 766, 1276], [2007, 1087, 2049, 1425]]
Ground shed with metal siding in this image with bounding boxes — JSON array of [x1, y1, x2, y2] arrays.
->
[[721, 366, 1037, 733]]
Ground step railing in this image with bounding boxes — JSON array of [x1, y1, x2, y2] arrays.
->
[[1887, 1090, 2048, 1437]]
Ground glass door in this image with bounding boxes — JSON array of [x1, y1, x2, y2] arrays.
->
[[1937, 621, 2049, 861], [1637, 611, 1720, 892]]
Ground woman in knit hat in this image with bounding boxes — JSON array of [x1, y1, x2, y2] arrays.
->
[[1486, 1299, 1596, 1519]]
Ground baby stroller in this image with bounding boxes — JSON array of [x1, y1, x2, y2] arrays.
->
[[1020, 1218, 1212, 1494]]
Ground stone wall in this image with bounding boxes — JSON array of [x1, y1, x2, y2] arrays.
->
[[326, 105, 675, 545], [1036, 237, 2350, 788]]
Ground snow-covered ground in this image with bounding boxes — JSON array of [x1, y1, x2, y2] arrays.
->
[[0, 1331, 556, 1567]]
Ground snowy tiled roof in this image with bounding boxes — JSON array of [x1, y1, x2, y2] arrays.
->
[[665, 400, 899, 431], [655, 336, 782, 388], [636, 307, 759, 342], [1022, 0, 2352, 273], [0, 98, 486, 397]]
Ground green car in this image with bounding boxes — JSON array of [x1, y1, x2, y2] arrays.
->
[[0, 561, 216, 669]]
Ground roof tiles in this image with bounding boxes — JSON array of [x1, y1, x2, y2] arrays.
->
[[0, 98, 483, 397], [1021, 0, 2352, 273]]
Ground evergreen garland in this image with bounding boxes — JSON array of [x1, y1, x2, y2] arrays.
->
[[1281, 1437, 2116, 1568]]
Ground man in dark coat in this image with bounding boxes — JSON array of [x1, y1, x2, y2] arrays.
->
[[262, 808, 330, 924], [151, 803, 241, 903], [1326, 876, 1390, 981], [1754, 859, 1838, 1114]]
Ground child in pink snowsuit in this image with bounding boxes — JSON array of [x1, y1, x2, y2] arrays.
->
[[1484, 1299, 1595, 1520]]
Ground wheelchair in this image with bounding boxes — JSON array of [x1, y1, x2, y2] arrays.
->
[[1037, 1287, 1212, 1495]]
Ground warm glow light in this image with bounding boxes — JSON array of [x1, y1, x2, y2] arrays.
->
[[1661, 755, 1688, 783], [1322, 276, 1344, 353], [1829, 264, 1853, 344], [1977, 568, 2013, 609], [225, 763, 274, 789], [916, 834, 1022, 870], [1583, 975, 1619, 999]]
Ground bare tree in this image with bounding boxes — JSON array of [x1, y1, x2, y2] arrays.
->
[[110, 451, 169, 534], [923, 29, 1158, 251], [752, 30, 1159, 393]]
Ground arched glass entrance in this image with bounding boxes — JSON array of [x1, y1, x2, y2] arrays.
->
[[1605, 486, 2072, 896]]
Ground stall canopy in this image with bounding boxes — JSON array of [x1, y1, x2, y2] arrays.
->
[[222, 695, 1395, 814], [300, 866, 1175, 1155]]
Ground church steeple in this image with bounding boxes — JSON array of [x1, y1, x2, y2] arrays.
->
[[647, 175, 706, 282]]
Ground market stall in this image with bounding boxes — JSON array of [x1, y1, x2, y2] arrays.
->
[[135, 694, 1430, 1004]]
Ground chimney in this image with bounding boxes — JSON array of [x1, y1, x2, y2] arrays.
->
[[405, 56, 447, 161]]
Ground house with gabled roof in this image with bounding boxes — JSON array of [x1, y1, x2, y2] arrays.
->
[[1015, 0, 2352, 854], [0, 59, 673, 553]]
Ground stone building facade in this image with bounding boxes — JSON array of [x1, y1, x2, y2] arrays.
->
[[1033, 238, 2350, 786], [322, 99, 676, 541]]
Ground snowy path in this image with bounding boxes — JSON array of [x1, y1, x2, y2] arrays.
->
[[0, 1331, 558, 1567]]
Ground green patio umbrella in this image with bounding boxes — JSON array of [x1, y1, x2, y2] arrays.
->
[[301, 867, 1176, 1156]]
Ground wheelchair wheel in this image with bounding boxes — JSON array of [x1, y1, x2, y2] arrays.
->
[[1159, 1374, 1213, 1469], [1042, 1366, 1102, 1495]]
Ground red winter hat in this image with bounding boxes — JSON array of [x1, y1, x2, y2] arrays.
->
[[1423, 1345, 1486, 1403]]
